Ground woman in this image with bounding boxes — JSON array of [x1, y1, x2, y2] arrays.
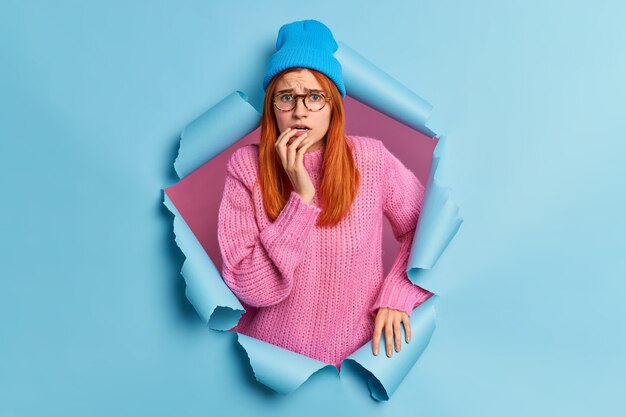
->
[[217, 19, 432, 369]]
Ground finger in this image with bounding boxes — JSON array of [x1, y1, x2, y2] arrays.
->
[[277, 127, 299, 144], [285, 128, 306, 149], [275, 128, 294, 166], [295, 135, 317, 157], [372, 326, 380, 356], [291, 131, 311, 155], [372, 309, 386, 355], [402, 314, 411, 343], [393, 317, 402, 352], [385, 319, 394, 357], [295, 136, 314, 167], [287, 132, 307, 169], [282, 129, 298, 170], [276, 128, 300, 157], [275, 127, 292, 150]]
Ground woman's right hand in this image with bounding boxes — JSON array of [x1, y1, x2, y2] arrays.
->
[[275, 127, 317, 204]]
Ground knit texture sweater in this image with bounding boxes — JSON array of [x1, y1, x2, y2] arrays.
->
[[217, 135, 432, 368]]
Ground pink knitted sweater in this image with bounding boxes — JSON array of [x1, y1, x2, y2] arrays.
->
[[217, 135, 432, 368]]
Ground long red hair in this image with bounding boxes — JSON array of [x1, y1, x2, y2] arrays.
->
[[258, 68, 360, 227]]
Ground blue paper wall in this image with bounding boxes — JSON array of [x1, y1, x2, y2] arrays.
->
[[1, 1, 625, 416]]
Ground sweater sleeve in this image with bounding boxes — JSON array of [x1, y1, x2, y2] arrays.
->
[[370, 144, 432, 318], [217, 151, 321, 308]]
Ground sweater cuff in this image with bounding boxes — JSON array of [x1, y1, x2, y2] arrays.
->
[[370, 277, 432, 318]]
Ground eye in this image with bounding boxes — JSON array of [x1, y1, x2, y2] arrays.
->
[[309, 94, 322, 101], [279, 94, 293, 102]]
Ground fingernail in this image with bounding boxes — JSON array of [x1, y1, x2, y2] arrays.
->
[[374, 349, 378, 355], [387, 349, 391, 357]]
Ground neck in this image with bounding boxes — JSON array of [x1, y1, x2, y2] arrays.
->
[[307, 139, 326, 153]]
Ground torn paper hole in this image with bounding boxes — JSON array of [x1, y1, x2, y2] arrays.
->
[[162, 42, 461, 401]]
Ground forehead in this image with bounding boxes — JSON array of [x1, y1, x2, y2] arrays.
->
[[275, 69, 323, 92]]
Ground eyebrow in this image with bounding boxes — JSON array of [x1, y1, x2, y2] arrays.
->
[[276, 88, 325, 94]]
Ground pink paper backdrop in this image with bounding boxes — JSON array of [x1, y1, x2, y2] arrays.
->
[[165, 95, 437, 277]]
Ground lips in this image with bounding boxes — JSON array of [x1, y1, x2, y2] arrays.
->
[[291, 124, 311, 131]]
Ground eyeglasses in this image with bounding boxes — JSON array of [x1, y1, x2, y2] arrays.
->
[[273, 92, 331, 112]]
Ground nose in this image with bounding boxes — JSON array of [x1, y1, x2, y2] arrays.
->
[[293, 96, 309, 117]]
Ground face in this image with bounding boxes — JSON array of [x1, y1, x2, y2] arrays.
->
[[272, 69, 332, 151]]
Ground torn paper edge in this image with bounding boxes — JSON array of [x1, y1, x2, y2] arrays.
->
[[174, 90, 261, 180], [407, 135, 464, 294], [163, 191, 244, 330], [236, 333, 336, 394], [341, 294, 438, 401], [163, 37, 461, 400]]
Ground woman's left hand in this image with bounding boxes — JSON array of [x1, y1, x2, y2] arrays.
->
[[372, 307, 411, 357]]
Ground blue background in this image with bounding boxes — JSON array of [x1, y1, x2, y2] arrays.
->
[[2, 1, 625, 415]]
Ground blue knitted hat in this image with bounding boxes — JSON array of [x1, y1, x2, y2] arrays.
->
[[263, 19, 346, 98]]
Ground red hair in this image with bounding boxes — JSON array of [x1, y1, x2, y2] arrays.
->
[[258, 68, 361, 227]]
